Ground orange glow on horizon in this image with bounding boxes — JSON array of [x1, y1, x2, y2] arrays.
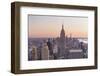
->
[[29, 29, 87, 38]]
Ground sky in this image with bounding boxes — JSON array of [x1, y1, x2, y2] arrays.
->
[[28, 15, 88, 38]]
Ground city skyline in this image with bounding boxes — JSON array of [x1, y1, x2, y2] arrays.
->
[[28, 15, 88, 38]]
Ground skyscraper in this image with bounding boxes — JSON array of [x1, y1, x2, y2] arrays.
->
[[41, 42, 49, 60], [58, 24, 66, 58], [31, 45, 38, 60], [60, 24, 65, 39]]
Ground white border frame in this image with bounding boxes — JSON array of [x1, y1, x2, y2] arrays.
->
[[20, 6, 95, 70]]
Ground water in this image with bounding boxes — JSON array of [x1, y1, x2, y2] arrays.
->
[[78, 38, 88, 44]]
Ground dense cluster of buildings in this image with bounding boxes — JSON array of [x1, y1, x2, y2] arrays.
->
[[28, 24, 88, 60]]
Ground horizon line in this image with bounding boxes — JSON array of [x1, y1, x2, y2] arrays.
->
[[28, 37, 88, 39]]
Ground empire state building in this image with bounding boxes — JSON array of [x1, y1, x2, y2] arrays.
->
[[59, 24, 66, 58], [60, 24, 65, 39]]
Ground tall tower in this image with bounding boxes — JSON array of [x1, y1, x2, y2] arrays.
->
[[59, 24, 66, 58], [31, 45, 38, 60], [60, 24, 65, 39]]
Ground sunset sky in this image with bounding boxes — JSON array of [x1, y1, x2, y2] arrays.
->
[[28, 15, 88, 38]]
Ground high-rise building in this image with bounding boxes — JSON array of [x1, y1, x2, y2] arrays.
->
[[60, 25, 65, 39], [31, 45, 38, 60], [58, 24, 66, 58], [41, 42, 49, 60]]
